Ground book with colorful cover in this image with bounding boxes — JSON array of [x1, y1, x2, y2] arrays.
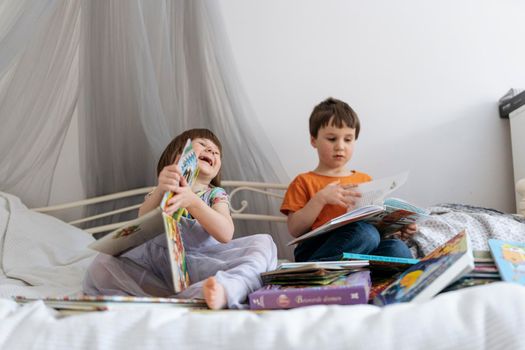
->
[[488, 239, 525, 285], [14, 295, 207, 313], [373, 230, 474, 306], [88, 139, 199, 293], [249, 270, 371, 310]]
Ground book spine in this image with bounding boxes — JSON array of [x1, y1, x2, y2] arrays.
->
[[343, 253, 419, 264], [249, 285, 368, 310]]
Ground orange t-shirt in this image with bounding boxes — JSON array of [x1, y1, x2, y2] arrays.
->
[[280, 171, 372, 230]]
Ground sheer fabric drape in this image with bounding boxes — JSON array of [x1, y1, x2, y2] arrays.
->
[[0, 0, 80, 208], [0, 0, 292, 259]]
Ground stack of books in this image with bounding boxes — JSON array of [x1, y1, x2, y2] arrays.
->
[[249, 261, 371, 310], [440, 250, 500, 293]]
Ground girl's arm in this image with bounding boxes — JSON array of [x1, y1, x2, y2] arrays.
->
[[165, 180, 234, 243], [138, 164, 182, 217], [138, 187, 164, 216], [185, 200, 234, 243]]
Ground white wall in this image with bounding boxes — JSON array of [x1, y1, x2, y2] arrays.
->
[[218, 0, 525, 213], [50, 1, 525, 214]]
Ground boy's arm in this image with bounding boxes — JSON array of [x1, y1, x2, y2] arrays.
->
[[286, 181, 362, 238], [287, 195, 326, 238]]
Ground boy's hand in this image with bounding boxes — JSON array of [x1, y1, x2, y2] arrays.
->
[[316, 181, 362, 209], [391, 223, 418, 241]]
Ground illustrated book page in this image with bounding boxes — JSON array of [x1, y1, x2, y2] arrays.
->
[[363, 197, 430, 234], [488, 239, 525, 285]]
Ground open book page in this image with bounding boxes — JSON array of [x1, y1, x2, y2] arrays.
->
[[364, 198, 430, 234], [287, 172, 418, 246], [287, 205, 384, 246], [87, 207, 164, 256], [353, 171, 409, 208]]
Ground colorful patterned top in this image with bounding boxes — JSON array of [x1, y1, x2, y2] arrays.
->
[[195, 186, 230, 209]]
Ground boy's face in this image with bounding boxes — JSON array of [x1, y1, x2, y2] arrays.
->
[[310, 121, 356, 171], [191, 138, 221, 180]]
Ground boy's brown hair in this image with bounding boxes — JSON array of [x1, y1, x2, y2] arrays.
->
[[157, 128, 223, 187], [309, 97, 360, 139]]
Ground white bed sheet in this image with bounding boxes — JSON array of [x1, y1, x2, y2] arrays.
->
[[1, 191, 525, 349], [0, 283, 524, 350]]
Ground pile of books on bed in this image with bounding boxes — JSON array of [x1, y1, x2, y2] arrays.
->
[[250, 229, 494, 310]]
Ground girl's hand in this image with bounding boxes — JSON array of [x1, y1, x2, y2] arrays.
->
[[392, 223, 418, 241], [316, 181, 362, 209], [163, 176, 200, 216], [157, 164, 183, 193]]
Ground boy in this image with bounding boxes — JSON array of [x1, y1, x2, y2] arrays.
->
[[280, 97, 416, 262]]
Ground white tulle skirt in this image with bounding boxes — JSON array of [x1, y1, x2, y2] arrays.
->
[[83, 217, 278, 309]]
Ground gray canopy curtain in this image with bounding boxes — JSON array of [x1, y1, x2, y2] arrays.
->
[[0, 0, 292, 259]]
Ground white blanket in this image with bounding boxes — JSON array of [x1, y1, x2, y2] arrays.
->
[[1, 192, 525, 349], [0, 283, 524, 349]]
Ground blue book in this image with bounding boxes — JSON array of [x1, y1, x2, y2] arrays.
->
[[341, 253, 420, 265], [488, 239, 525, 285]]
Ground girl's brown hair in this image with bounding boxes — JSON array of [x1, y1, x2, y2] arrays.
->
[[157, 128, 223, 187]]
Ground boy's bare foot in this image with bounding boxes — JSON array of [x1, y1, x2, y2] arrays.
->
[[203, 277, 228, 310]]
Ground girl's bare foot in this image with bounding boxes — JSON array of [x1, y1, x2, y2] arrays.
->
[[203, 277, 228, 310]]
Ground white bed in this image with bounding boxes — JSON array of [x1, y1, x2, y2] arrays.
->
[[1, 180, 525, 350]]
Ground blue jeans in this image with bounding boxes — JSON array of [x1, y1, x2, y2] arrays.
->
[[294, 221, 413, 262]]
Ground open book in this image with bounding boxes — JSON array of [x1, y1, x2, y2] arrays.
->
[[287, 196, 430, 246], [373, 229, 474, 305], [88, 139, 199, 293]]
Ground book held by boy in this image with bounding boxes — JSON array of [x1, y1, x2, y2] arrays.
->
[[249, 270, 371, 310], [373, 230, 474, 306], [287, 197, 429, 246], [488, 239, 525, 285], [88, 139, 199, 293]]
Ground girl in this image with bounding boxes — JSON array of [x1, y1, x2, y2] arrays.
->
[[83, 128, 278, 309]]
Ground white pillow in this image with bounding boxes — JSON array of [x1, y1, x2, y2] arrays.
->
[[0, 192, 96, 296]]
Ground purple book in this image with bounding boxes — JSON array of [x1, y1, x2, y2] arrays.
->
[[249, 270, 371, 310]]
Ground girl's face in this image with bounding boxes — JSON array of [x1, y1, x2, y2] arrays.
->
[[191, 138, 221, 181]]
